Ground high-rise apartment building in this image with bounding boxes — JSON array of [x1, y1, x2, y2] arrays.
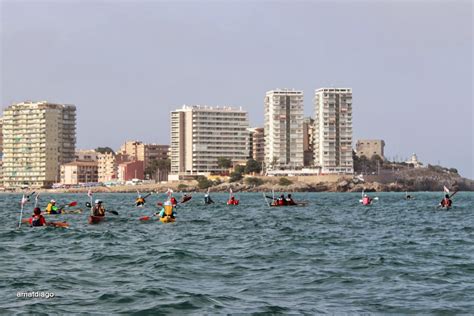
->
[[170, 105, 249, 177], [303, 117, 315, 166], [2, 101, 76, 188], [248, 127, 265, 162], [313, 88, 353, 174], [0, 116, 3, 156], [264, 89, 304, 170]]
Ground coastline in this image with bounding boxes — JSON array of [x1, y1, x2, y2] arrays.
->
[[6, 176, 472, 195]]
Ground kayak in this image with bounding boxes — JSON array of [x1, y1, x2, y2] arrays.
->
[[20, 219, 69, 228], [44, 209, 82, 215], [180, 196, 192, 204], [88, 215, 105, 224], [159, 215, 176, 223], [49, 222, 69, 228], [270, 203, 307, 207]]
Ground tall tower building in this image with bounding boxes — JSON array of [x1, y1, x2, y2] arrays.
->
[[170, 105, 249, 178], [313, 88, 353, 174], [2, 101, 76, 188], [264, 89, 304, 170]]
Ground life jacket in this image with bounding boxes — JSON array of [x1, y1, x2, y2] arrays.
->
[[46, 203, 58, 214], [164, 204, 173, 216], [30, 215, 46, 227], [287, 198, 296, 206], [362, 197, 371, 205], [227, 199, 239, 205], [93, 206, 105, 216], [442, 198, 452, 207], [277, 198, 285, 206]]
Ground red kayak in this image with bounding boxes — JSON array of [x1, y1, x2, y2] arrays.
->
[[88, 215, 105, 224]]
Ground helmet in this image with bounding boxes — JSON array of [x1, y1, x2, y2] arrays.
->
[[95, 199, 102, 204], [34, 207, 41, 215], [50, 199, 56, 203], [445, 194, 449, 198], [364, 194, 367, 197], [138, 195, 142, 198]]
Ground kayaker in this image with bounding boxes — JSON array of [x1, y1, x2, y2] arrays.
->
[[29, 207, 47, 227], [45, 199, 61, 214], [277, 194, 288, 206], [286, 194, 297, 206], [227, 196, 239, 205], [439, 194, 452, 208], [180, 194, 192, 204], [92, 199, 106, 216], [362, 194, 372, 206], [135, 195, 146, 207], [204, 192, 214, 204], [158, 201, 176, 219]]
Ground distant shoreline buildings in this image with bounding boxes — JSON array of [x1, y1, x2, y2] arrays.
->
[[2, 101, 76, 189], [0, 87, 428, 189]]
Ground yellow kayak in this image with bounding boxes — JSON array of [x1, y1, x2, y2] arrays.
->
[[159, 216, 176, 223]]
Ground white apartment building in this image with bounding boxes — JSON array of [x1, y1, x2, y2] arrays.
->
[[170, 105, 249, 178], [264, 89, 304, 170], [313, 88, 354, 174], [2, 101, 76, 188]]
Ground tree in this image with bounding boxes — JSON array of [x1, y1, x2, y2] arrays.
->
[[217, 157, 232, 169], [196, 176, 213, 189], [145, 159, 171, 179], [229, 172, 243, 182], [245, 159, 262, 174], [95, 147, 114, 154], [234, 165, 245, 174]]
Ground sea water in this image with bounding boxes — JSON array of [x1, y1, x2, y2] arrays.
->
[[1, 192, 473, 313]]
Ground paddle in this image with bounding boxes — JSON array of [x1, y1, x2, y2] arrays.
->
[[58, 201, 78, 211], [85, 202, 118, 215]]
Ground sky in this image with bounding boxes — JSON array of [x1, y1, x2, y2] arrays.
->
[[1, 0, 472, 178]]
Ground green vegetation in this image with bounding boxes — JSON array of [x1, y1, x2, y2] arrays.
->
[[245, 159, 262, 174], [217, 157, 232, 169], [95, 147, 114, 154], [353, 151, 384, 174], [196, 176, 214, 189], [245, 177, 264, 187], [145, 159, 171, 179], [229, 172, 243, 183], [278, 177, 293, 186], [177, 184, 188, 191]]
